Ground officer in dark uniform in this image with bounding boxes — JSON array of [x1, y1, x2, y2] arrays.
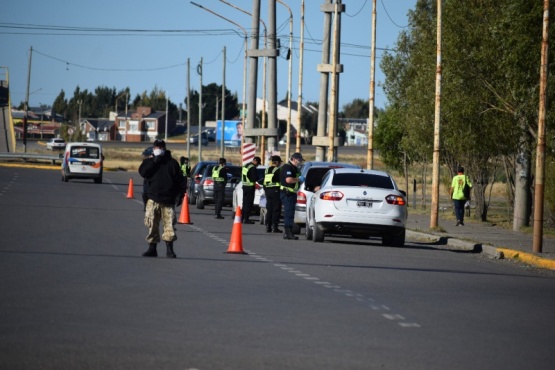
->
[[241, 156, 261, 224], [179, 156, 191, 201], [212, 158, 229, 219], [263, 155, 283, 233], [280, 152, 305, 240]]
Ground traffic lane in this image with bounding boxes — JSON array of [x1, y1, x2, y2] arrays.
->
[[0, 168, 421, 369], [2, 167, 555, 369], [223, 218, 555, 369]]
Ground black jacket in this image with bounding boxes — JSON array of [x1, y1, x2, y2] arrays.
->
[[139, 150, 183, 205]]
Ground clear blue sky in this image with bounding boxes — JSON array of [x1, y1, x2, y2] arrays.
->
[[1, 0, 416, 112]]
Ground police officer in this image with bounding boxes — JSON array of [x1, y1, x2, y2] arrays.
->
[[179, 156, 191, 198], [212, 158, 228, 219], [263, 155, 283, 233], [241, 156, 261, 224], [280, 152, 305, 240]]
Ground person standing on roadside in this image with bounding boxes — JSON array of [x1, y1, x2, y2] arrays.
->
[[241, 156, 261, 224], [180, 156, 191, 195], [139, 140, 183, 258], [263, 155, 283, 233], [280, 152, 305, 240], [450, 166, 472, 226], [212, 158, 229, 219]]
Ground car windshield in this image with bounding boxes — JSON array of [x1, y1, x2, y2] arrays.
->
[[332, 173, 394, 189]]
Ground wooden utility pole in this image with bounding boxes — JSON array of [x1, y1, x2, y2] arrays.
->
[[296, 0, 305, 154], [367, 0, 377, 169], [533, 0, 550, 253], [430, 0, 443, 229]]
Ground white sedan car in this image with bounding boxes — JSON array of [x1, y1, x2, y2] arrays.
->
[[46, 138, 66, 150], [306, 168, 407, 247]]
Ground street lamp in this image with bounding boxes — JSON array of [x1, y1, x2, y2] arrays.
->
[[277, 0, 294, 159], [191, 1, 249, 154]]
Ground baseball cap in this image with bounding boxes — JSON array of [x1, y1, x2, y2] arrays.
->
[[253, 156, 261, 163], [291, 152, 304, 161], [219, 157, 227, 164], [271, 155, 282, 163], [153, 139, 166, 148]]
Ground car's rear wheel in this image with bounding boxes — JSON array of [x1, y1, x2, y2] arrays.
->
[[305, 222, 313, 240], [313, 222, 324, 243], [382, 229, 405, 247], [196, 194, 205, 209]]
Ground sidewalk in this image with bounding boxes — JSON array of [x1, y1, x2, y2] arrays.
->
[[405, 212, 555, 271]]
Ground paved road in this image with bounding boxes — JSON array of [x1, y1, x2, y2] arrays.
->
[[1, 167, 555, 370]]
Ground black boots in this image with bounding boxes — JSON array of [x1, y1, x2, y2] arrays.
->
[[266, 224, 272, 233], [166, 241, 176, 258], [142, 243, 158, 257], [142, 242, 176, 258], [215, 214, 224, 219], [243, 218, 255, 224], [283, 227, 298, 240], [272, 225, 282, 233]]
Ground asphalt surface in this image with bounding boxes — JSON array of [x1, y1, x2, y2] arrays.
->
[[405, 211, 555, 271]]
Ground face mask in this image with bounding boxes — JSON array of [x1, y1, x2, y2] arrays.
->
[[153, 148, 164, 156]]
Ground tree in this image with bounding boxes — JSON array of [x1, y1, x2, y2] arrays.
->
[[341, 98, 369, 118]]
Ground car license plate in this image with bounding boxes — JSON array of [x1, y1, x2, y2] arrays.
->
[[357, 200, 372, 208]]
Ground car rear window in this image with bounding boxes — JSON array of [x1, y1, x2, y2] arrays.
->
[[332, 173, 394, 189], [305, 167, 335, 191], [69, 146, 100, 159]]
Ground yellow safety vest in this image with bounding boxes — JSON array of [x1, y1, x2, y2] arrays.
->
[[280, 164, 300, 193], [212, 165, 225, 182], [264, 166, 280, 187], [242, 163, 255, 186]]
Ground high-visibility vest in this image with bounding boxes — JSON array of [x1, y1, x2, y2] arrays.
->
[[181, 164, 190, 177], [212, 165, 225, 182], [264, 166, 280, 187], [242, 163, 255, 186], [280, 163, 300, 193]]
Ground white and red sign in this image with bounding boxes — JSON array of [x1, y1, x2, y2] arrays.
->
[[242, 143, 256, 165]]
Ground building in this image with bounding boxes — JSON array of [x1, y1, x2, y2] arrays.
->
[[114, 106, 176, 143]]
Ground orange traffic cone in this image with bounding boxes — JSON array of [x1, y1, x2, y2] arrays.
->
[[178, 193, 192, 224], [226, 206, 247, 254], [126, 178, 134, 199]]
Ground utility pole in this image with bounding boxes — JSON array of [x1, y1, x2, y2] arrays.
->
[[296, 0, 305, 154], [23, 46, 33, 153], [367, 0, 377, 169], [198, 57, 203, 162], [430, 0, 443, 229], [533, 0, 550, 253], [327, 2, 340, 162], [246, 0, 261, 145], [165, 94, 168, 141], [315, 1, 344, 162], [187, 58, 191, 159], [221, 46, 226, 158]]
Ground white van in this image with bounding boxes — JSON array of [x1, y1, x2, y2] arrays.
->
[[61, 142, 104, 184]]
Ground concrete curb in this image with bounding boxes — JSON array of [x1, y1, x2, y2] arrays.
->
[[407, 230, 555, 270]]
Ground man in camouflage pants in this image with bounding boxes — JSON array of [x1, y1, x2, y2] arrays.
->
[[139, 139, 184, 258]]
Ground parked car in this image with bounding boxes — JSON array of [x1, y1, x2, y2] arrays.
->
[[205, 129, 216, 142], [294, 161, 360, 236], [232, 166, 267, 222], [190, 132, 208, 146], [195, 165, 242, 209], [46, 138, 66, 150], [61, 142, 104, 184], [187, 161, 217, 205], [306, 168, 407, 246]]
